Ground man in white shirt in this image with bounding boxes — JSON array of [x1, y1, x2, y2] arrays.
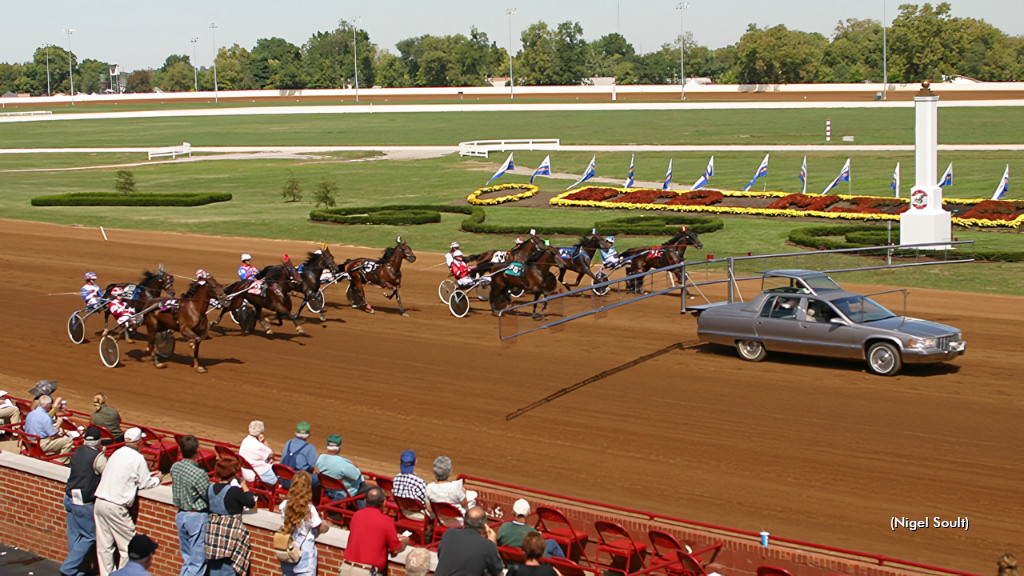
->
[[93, 427, 162, 576], [238, 419, 277, 486]]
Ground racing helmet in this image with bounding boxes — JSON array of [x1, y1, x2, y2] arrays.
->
[[195, 269, 210, 280], [680, 225, 688, 232], [84, 272, 97, 280], [109, 287, 123, 297], [452, 250, 464, 258], [515, 237, 524, 245], [529, 228, 537, 235], [605, 236, 616, 244], [241, 253, 252, 261], [450, 241, 460, 250]]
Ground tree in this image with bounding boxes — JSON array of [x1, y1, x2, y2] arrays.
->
[[281, 172, 303, 202], [248, 37, 306, 89], [888, 2, 970, 82], [312, 178, 338, 208], [114, 170, 137, 195], [733, 24, 828, 84], [124, 69, 154, 93], [161, 54, 191, 71], [518, 22, 559, 84], [303, 28, 350, 88], [155, 61, 194, 92], [214, 44, 252, 89], [374, 51, 411, 87]]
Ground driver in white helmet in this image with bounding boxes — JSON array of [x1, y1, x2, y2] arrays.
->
[[103, 287, 138, 339], [81, 272, 103, 308], [445, 242, 462, 268], [602, 236, 622, 267], [448, 249, 480, 287], [238, 253, 258, 280]]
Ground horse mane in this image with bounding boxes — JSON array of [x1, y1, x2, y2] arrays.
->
[[139, 270, 163, 284], [381, 246, 396, 261], [303, 251, 320, 267], [182, 280, 206, 298], [255, 265, 277, 280]]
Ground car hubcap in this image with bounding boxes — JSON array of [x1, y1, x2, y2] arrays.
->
[[872, 349, 894, 372]]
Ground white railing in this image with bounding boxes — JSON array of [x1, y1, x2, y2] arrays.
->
[[0, 110, 52, 117], [458, 138, 560, 158], [147, 142, 191, 160]]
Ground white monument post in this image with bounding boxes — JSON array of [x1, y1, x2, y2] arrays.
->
[[900, 81, 951, 248]]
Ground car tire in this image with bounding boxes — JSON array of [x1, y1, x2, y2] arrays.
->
[[867, 342, 902, 376], [736, 340, 766, 362]]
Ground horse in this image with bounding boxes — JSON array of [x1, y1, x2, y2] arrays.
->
[[555, 233, 614, 290], [619, 227, 704, 294], [489, 242, 567, 319], [139, 276, 229, 373], [343, 237, 417, 316], [212, 258, 304, 335], [103, 266, 175, 329], [464, 234, 550, 279], [257, 247, 340, 322]]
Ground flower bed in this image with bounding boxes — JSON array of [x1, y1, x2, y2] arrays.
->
[[467, 183, 539, 206], [608, 189, 680, 204], [665, 190, 724, 206]]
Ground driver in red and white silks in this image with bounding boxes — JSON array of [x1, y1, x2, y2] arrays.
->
[[238, 253, 258, 280], [81, 272, 103, 308], [448, 250, 479, 287], [107, 287, 136, 327]]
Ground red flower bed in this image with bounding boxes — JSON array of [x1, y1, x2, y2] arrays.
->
[[665, 190, 724, 206], [768, 194, 842, 211], [829, 196, 908, 214], [609, 189, 679, 204], [563, 187, 620, 202], [960, 200, 1024, 221]]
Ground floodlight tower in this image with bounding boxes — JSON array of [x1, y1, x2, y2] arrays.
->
[[190, 37, 199, 91], [210, 23, 219, 102], [352, 17, 362, 102], [506, 8, 516, 100], [62, 28, 75, 104], [676, 3, 689, 100]]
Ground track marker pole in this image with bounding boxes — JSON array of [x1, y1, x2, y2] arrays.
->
[[100, 226, 108, 241]]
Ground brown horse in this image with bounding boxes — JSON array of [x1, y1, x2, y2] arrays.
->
[[489, 242, 567, 319], [140, 276, 229, 373], [555, 234, 614, 290], [103, 267, 175, 328], [344, 237, 417, 316], [463, 234, 545, 272], [619, 227, 703, 294], [258, 247, 341, 322], [212, 258, 304, 335]]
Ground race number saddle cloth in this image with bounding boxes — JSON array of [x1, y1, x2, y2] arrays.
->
[[647, 248, 664, 258], [505, 262, 525, 278]]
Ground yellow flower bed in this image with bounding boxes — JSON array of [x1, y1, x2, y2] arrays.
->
[[467, 183, 539, 206]]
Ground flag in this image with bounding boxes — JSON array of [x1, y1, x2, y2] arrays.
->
[[938, 162, 953, 188], [992, 164, 1009, 200], [821, 158, 851, 195], [662, 159, 674, 190], [691, 156, 714, 191], [891, 162, 900, 198], [799, 156, 807, 195], [624, 154, 635, 188], [565, 155, 596, 190], [743, 154, 770, 192], [530, 155, 551, 184], [486, 153, 515, 184]]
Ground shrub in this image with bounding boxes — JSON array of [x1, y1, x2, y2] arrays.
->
[[281, 172, 304, 203], [114, 170, 137, 195], [312, 178, 338, 208], [31, 192, 232, 207]]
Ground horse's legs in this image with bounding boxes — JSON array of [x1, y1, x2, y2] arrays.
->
[[394, 289, 408, 317], [146, 319, 167, 369], [180, 327, 206, 373]]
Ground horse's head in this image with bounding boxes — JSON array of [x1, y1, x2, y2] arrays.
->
[[158, 268, 176, 297], [678, 226, 703, 250], [201, 275, 232, 308], [531, 242, 567, 270], [319, 245, 341, 275], [395, 236, 417, 263], [586, 233, 613, 253]]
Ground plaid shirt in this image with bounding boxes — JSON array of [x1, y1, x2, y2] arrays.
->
[[170, 459, 210, 512], [205, 513, 251, 575], [393, 472, 427, 504]]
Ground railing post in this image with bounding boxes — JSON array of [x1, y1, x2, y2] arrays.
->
[[727, 258, 736, 303]]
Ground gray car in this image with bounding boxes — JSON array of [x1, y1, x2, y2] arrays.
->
[[695, 270, 966, 376]]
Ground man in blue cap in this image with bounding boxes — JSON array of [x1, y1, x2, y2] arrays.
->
[[111, 534, 158, 576], [392, 449, 430, 521]]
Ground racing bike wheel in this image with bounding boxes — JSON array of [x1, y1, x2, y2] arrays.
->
[[591, 271, 611, 296], [438, 278, 456, 304], [68, 312, 86, 344], [306, 289, 325, 314], [99, 335, 121, 368], [155, 330, 175, 358], [449, 291, 470, 318]]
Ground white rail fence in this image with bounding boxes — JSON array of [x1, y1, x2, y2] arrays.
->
[[458, 138, 560, 158]]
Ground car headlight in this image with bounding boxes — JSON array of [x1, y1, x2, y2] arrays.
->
[[909, 337, 936, 349]]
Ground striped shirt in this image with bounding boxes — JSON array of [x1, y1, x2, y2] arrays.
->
[[170, 459, 210, 511]]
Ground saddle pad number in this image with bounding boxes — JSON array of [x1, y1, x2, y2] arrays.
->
[[363, 261, 379, 273], [247, 280, 265, 295], [159, 299, 179, 313], [491, 252, 508, 264], [648, 248, 664, 258], [506, 262, 524, 278]]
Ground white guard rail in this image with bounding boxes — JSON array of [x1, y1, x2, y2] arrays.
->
[[458, 138, 560, 158]]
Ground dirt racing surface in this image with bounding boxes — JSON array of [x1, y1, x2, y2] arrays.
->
[[1, 219, 1020, 574]]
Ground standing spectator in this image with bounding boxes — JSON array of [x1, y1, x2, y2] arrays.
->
[[434, 507, 503, 576], [90, 393, 124, 443], [405, 547, 433, 576], [280, 421, 318, 489], [393, 449, 431, 521], [513, 533, 560, 576], [24, 394, 74, 463], [238, 420, 277, 486], [496, 500, 564, 559], [94, 427, 162, 576], [426, 456, 470, 516], [110, 534, 159, 576], [0, 389, 20, 432], [339, 487, 409, 576], [61, 427, 107, 576], [278, 470, 330, 576], [170, 435, 210, 576], [315, 434, 368, 502], [204, 457, 256, 576]]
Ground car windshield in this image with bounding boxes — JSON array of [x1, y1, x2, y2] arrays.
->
[[831, 296, 897, 323], [803, 275, 842, 292]]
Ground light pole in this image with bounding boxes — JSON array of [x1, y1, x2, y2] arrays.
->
[[882, 0, 888, 100], [351, 17, 361, 102], [506, 8, 516, 100], [190, 37, 199, 91], [675, 3, 689, 101], [210, 23, 219, 102], [46, 46, 51, 96], [62, 28, 75, 104]]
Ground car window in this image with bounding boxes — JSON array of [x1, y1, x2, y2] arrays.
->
[[761, 296, 800, 320], [832, 296, 896, 323], [805, 300, 836, 323]]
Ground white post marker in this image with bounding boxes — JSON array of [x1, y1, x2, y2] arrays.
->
[[900, 81, 952, 250], [825, 119, 831, 142], [100, 226, 108, 241]]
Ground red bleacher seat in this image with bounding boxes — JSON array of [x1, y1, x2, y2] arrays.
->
[[316, 471, 366, 527], [534, 505, 590, 564], [430, 501, 465, 540], [594, 520, 647, 574], [134, 425, 180, 474], [542, 556, 603, 576], [649, 529, 723, 572], [173, 434, 217, 472], [393, 496, 433, 545], [18, 432, 69, 464], [757, 566, 794, 576]]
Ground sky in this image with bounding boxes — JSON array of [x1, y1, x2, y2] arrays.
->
[[2, 0, 1021, 71]]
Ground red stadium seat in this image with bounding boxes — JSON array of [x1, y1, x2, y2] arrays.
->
[[430, 501, 465, 540], [648, 529, 723, 572], [534, 505, 590, 564], [541, 556, 603, 576], [757, 566, 794, 576], [316, 471, 366, 527], [594, 520, 647, 574], [18, 432, 70, 464], [392, 496, 433, 545], [133, 425, 180, 474], [173, 434, 217, 473]]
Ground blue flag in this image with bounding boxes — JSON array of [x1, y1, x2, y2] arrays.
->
[[566, 155, 596, 190], [530, 155, 551, 184], [891, 162, 900, 198], [743, 154, 770, 192], [799, 156, 807, 195], [992, 164, 1009, 200], [691, 156, 714, 191], [662, 159, 674, 190], [938, 162, 953, 188], [625, 154, 635, 188], [486, 153, 515, 184], [821, 158, 851, 195]]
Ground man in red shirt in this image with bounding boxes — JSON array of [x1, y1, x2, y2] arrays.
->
[[340, 487, 412, 576]]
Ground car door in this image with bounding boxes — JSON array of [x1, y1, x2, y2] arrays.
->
[[796, 298, 863, 359], [753, 295, 804, 353]]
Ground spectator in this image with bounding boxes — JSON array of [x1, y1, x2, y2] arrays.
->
[[61, 427, 107, 576], [110, 534, 159, 576], [204, 457, 256, 576], [29, 379, 62, 416], [278, 470, 330, 576], [94, 427, 162, 576], [90, 393, 124, 443], [170, 435, 210, 576], [393, 449, 432, 521], [24, 393, 74, 464], [339, 487, 410, 576], [426, 456, 472, 518], [316, 434, 368, 503], [280, 421, 318, 489], [434, 507, 503, 576], [512, 533, 559, 576], [405, 547, 433, 576], [998, 553, 1017, 576], [238, 420, 277, 486], [0, 389, 20, 435], [496, 500, 564, 559]]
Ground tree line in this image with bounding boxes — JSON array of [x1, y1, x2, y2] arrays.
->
[[1, 3, 1021, 96]]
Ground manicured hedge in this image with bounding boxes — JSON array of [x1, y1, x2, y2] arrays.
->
[[32, 192, 232, 207], [788, 224, 1024, 262]]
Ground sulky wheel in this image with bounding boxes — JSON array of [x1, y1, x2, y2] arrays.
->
[[99, 335, 121, 368], [449, 291, 471, 318], [155, 330, 176, 358], [67, 312, 86, 344], [591, 271, 611, 296], [306, 289, 325, 314], [438, 278, 456, 304]]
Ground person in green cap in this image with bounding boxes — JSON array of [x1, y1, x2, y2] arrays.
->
[[280, 421, 319, 489], [316, 434, 370, 506]]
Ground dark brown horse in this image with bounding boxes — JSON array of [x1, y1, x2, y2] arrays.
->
[[140, 276, 229, 373], [344, 237, 417, 316], [103, 267, 175, 327], [258, 247, 340, 322], [555, 234, 614, 289], [212, 258, 304, 335], [619, 227, 703, 294], [489, 242, 567, 319]]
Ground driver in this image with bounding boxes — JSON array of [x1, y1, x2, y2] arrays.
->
[[81, 272, 103, 308], [445, 242, 461, 268], [602, 236, 622, 267], [449, 250, 486, 287], [103, 287, 138, 341], [238, 253, 258, 280]]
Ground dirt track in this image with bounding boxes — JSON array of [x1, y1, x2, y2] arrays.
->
[[1, 219, 1020, 574]]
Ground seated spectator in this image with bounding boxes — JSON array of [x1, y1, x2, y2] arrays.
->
[[513, 532, 559, 576], [24, 394, 73, 463], [29, 379, 62, 417], [496, 499, 565, 559], [405, 546, 433, 576], [90, 392, 124, 443], [425, 456, 474, 520], [238, 420, 277, 486], [0, 389, 20, 431], [434, 507, 502, 576], [393, 449, 432, 521], [316, 434, 368, 503], [280, 421, 319, 489]]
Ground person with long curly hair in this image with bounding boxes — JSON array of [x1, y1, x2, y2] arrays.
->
[[278, 470, 330, 576]]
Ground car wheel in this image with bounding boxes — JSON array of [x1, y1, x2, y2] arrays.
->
[[736, 340, 766, 362], [867, 342, 902, 376]]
